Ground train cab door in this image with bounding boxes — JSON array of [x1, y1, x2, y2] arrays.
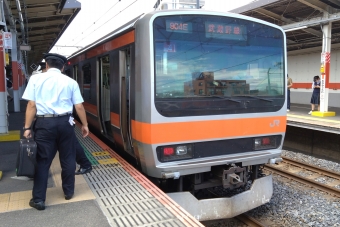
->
[[72, 65, 80, 118], [98, 55, 113, 138], [119, 48, 133, 153]]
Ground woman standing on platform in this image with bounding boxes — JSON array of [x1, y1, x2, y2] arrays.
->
[[308, 75, 320, 114]]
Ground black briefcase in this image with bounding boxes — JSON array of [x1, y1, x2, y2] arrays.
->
[[16, 139, 37, 178]]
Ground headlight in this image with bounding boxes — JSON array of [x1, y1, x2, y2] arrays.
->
[[176, 146, 187, 155]]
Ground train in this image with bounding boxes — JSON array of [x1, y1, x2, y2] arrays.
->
[[65, 9, 287, 221]]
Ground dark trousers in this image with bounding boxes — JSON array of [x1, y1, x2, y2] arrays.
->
[[75, 139, 91, 169], [33, 115, 76, 202], [287, 89, 290, 110]]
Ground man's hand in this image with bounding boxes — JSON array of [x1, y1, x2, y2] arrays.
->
[[23, 129, 32, 138], [81, 125, 89, 138]]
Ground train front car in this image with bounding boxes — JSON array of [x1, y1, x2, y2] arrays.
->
[[133, 10, 286, 220]]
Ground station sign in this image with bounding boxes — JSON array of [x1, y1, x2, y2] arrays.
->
[[320, 52, 330, 113], [205, 22, 247, 41], [320, 74, 327, 112], [3, 32, 12, 49], [166, 20, 192, 33]]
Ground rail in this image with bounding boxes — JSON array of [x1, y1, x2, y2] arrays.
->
[[264, 157, 340, 197]]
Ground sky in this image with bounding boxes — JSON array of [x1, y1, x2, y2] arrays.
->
[[50, 0, 254, 56]]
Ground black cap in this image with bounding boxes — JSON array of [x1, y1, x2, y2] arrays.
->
[[39, 62, 46, 69], [43, 53, 67, 65]]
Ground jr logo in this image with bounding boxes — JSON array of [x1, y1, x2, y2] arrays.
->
[[270, 120, 280, 127]]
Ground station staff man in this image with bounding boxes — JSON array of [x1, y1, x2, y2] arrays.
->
[[22, 53, 89, 211], [38, 60, 92, 175]]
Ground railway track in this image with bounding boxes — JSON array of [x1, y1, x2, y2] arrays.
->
[[264, 156, 340, 197]]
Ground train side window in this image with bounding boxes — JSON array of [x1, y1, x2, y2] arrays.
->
[[99, 55, 111, 135], [82, 63, 92, 101]]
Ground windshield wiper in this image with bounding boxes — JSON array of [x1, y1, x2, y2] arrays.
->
[[208, 95, 241, 103], [233, 95, 273, 102]]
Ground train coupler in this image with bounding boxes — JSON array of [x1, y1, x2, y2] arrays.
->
[[222, 166, 247, 189]]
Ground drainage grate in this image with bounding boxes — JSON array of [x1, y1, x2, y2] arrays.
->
[[75, 128, 188, 227]]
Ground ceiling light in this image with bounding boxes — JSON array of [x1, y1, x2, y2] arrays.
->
[[284, 26, 308, 32]]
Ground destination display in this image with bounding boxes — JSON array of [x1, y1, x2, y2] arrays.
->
[[166, 20, 192, 33], [205, 22, 247, 41]]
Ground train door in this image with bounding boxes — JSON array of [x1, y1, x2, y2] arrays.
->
[[73, 65, 78, 82], [98, 55, 112, 137], [119, 48, 133, 153]]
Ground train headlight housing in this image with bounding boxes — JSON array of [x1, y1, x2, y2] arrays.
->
[[176, 146, 188, 155], [157, 144, 194, 162], [253, 136, 277, 150]]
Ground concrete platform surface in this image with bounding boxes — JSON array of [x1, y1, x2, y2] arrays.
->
[[287, 104, 340, 134], [0, 200, 110, 227]]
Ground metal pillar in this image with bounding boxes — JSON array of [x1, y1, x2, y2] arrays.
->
[[18, 61, 23, 97], [11, 31, 19, 112], [320, 22, 330, 112], [0, 31, 8, 134], [196, 0, 200, 9]]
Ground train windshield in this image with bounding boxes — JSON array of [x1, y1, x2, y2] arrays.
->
[[153, 15, 285, 117]]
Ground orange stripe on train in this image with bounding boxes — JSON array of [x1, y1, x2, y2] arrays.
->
[[83, 102, 98, 116], [131, 116, 287, 144], [86, 31, 135, 59], [110, 112, 120, 128]]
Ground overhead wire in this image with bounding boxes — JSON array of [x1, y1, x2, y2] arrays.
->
[[71, 0, 139, 47], [69, 0, 120, 45]]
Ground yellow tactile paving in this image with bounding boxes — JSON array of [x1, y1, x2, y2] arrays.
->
[[0, 193, 10, 202], [7, 199, 31, 211], [92, 151, 110, 156], [45, 182, 95, 206], [0, 194, 10, 212], [98, 158, 118, 165], [288, 113, 340, 123], [0, 201, 9, 212], [0, 130, 20, 142], [50, 155, 63, 187], [9, 190, 31, 202]]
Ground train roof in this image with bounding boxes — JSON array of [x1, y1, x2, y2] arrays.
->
[[68, 14, 144, 59], [68, 9, 285, 60]]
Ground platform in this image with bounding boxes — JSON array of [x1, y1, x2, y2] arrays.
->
[[287, 104, 340, 134], [0, 100, 203, 227]]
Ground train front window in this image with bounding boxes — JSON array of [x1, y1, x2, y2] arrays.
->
[[153, 15, 285, 117]]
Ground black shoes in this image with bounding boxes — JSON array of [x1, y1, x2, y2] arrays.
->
[[29, 199, 45, 210], [75, 166, 92, 175], [65, 194, 74, 200]]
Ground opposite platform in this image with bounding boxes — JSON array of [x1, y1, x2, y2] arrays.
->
[[287, 103, 340, 134]]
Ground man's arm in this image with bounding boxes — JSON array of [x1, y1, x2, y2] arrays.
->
[[23, 101, 37, 138], [74, 103, 89, 137], [288, 78, 293, 88]]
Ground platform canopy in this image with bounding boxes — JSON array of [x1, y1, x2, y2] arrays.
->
[[3, 0, 81, 71], [231, 0, 340, 54]]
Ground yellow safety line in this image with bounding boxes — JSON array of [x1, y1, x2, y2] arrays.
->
[[287, 114, 340, 123], [0, 130, 20, 142]]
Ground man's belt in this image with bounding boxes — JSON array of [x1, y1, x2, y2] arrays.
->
[[36, 113, 71, 118]]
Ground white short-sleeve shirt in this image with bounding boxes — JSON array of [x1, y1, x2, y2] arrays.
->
[[22, 68, 84, 115]]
